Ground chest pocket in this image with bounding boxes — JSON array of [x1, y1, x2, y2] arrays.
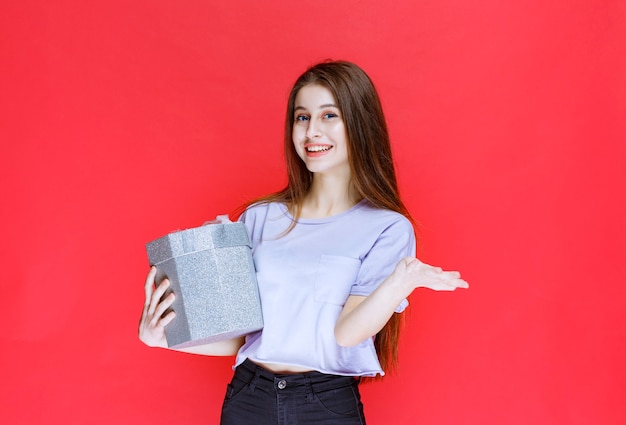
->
[[314, 255, 362, 306]]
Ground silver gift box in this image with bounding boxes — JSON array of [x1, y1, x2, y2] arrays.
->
[[146, 221, 263, 348]]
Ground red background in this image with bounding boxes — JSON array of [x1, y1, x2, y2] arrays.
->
[[1, 1, 624, 424]]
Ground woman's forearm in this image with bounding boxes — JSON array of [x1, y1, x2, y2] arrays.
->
[[171, 336, 245, 356], [334, 274, 409, 347]]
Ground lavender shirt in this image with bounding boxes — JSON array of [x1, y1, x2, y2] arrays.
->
[[235, 200, 416, 376]]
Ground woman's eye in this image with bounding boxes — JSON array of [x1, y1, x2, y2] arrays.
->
[[323, 112, 338, 119], [295, 115, 309, 122]]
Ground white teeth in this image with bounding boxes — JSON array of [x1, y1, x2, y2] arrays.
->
[[306, 145, 331, 152]]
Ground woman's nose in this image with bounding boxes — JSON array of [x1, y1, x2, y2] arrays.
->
[[306, 120, 321, 139]]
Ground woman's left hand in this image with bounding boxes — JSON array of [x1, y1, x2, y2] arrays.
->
[[335, 257, 469, 347], [391, 257, 469, 292]]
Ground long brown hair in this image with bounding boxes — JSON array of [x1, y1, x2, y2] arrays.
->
[[238, 60, 415, 374]]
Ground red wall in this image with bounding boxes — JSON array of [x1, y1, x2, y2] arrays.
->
[[1, 1, 624, 424]]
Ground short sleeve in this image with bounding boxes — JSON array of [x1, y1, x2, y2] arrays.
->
[[238, 204, 262, 249], [350, 216, 416, 312]]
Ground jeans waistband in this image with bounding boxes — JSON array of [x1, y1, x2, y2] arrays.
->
[[236, 359, 359, 393]]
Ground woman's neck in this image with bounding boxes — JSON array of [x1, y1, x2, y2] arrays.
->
[[300, 174, 360, 218]]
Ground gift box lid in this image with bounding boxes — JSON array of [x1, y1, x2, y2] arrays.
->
[[146, 222, 251, 265]]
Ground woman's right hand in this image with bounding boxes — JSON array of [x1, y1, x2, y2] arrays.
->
[[138, 266, 176, 348]]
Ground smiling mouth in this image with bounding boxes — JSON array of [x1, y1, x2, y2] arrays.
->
[[305, 145, 332, 152]]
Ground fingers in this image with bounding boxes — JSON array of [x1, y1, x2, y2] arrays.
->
[[144, 266, 157, 306], [147, 278, 171, 315], [159, 310, 176, 328], [438, 275, 469, 290], [433, 269, 468, 290], [447, 270, 461, 279], [409, 259, 469, 291], [440, 270, 461, 283], [151, 292, 175, 326], [139, 267, 176, 347]]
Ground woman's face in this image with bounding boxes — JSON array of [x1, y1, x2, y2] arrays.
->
[[292, 84, 350, 178]]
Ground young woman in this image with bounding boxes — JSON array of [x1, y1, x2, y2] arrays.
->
[[139, 61, 468, 424]]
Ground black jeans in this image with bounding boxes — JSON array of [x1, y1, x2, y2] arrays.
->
[[220, 359, 366, 425]]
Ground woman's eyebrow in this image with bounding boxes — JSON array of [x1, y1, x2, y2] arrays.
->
[[294, 104, 338, 111]]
